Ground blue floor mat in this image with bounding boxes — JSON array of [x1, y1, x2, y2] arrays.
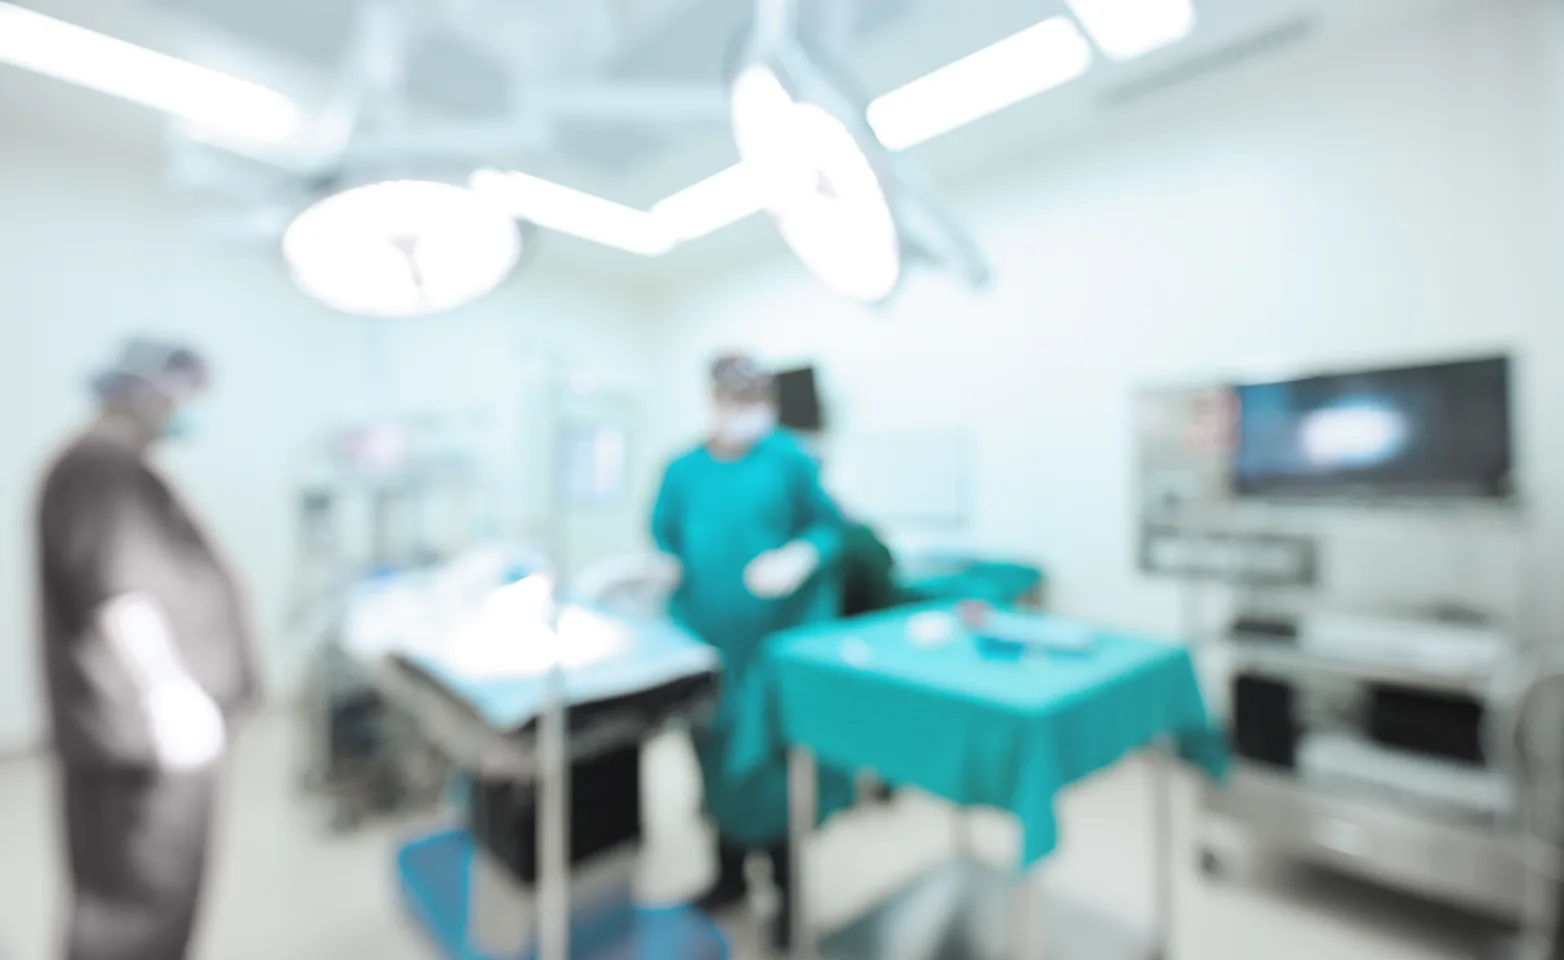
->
[[397, 830, 728, 960]]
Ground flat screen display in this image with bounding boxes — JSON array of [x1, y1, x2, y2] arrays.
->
[[776, 366, 825, 432], [1232, 356, 1513, 500]]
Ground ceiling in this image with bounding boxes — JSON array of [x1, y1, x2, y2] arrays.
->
[[0, 0, 1475, 269]]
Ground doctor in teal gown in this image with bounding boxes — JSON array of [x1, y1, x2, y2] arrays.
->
[[651, 354, 852, 947]]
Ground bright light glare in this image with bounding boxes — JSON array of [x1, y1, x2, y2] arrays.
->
[[1300, 404, 1410, 469], [867, 17, 1093, 150], [469, 169, 674, 256], [446, 595, 631, 681], [655, 16, 1097, 244], [769, 105, 902, 302], [729, 66, 901, 302], [730, 65, 810, 207], [652, 163, 768, 242], [0, 3, 303, 144], [283, 181, 522, 319], [1064, 0, 1196, 61]]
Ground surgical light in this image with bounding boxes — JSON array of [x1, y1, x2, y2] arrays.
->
[[660, 12, 1100, 252], [1064, 0, 1196, 61], [726, 0, 990, 303], [0, 3, 303, 146], [866, 17, 1093, 150], [761, 99, 902, 302], [728, 60, 904, 302], [468, 169, 675, 256], [283, 180, 522, 319]]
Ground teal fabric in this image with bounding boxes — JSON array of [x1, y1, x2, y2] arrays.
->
[[732, 604, 1227, 867], [651, 430, 855, 845], [897, 561, 1045, 606]]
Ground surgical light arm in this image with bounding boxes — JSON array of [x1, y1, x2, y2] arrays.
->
[[739, 0, 993, 300]]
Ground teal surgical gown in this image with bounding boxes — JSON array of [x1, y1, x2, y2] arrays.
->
[[652, 430, 853, 846]]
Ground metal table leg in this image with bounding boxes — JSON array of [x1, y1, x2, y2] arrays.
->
[[1012, 863, 1045, 960], [954, 807, 975, 861], [469, 666, 573, 960], [791, 747, 819, 960], [1498, 763, 1556, 960], [537, 667, 572, 960], [1149, 744, 1174, 960]]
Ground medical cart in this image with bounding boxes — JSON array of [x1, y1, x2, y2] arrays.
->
[[371, 612, 729, 960], [741, 604, 1224, 960]]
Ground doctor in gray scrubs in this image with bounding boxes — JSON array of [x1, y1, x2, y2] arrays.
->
[[36, 338, 258, 960]]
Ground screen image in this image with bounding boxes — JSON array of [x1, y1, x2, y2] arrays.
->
[[1232, 356, 1512, 499], [775, 366, 825, 432]]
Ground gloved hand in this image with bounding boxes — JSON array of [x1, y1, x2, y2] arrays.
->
[[744, 541, 820, 599], [146, 679, 226, 771]]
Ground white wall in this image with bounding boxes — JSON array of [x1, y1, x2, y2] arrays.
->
[[648, 0, 1564, 639], [0, 122, 649, 753]]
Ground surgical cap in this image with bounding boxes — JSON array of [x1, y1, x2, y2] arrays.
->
[[90, 337, 209, 404], [710, 353, 774, 404]]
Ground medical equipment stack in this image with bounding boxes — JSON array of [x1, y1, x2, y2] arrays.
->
[[1133, 375, 1563, 956]]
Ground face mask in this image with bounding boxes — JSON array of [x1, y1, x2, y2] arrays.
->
[[162, 401, 207, 440], [717, 406, 776, 447]]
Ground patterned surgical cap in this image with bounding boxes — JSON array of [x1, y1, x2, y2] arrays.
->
[[710, 352, 774, 404], [90, 337, 209, 403]]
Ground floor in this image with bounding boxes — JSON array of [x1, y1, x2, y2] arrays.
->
[[0, 711, 1506, 960]]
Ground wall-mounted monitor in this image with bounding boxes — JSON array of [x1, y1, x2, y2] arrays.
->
[[1232, 356, 1514, 500], [775, 366, 825, 432]]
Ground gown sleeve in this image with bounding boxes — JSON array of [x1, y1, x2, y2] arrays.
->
[[45, 456, 166, 618], [790, 447, 845, 567], [650, 458, 685, 558]]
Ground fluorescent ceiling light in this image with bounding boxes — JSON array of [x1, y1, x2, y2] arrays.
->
[[651, 163, 767, 242], [284, 180, 522, 319], [469, 169, 674, 256], [1065, 0, 1196, 61], [867, 17, 1093, 151], [0, 2, 303, 144], [658, 15, 1097, 245]]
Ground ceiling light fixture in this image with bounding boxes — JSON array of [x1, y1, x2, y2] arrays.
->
[[469, 169, 675, 256], [736, 65, 904, 302], [866, 17, 1093, 150], [1064, 0, 1196, 61], [654, 12, 1099, 248], [651, 163, 768, 243], [724, 0, 990, 303], [0, 2, 303, 145], [283, 180, 522, 318], [727, 52, 903, 300]]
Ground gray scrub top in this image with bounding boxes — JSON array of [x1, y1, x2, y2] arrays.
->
[[37, 430, 257, 768]]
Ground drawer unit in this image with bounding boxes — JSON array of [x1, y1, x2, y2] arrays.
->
[[1207, 762, 1523, 918]]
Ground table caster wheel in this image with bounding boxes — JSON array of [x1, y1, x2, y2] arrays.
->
[[1197, 847, 1224, 880]]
